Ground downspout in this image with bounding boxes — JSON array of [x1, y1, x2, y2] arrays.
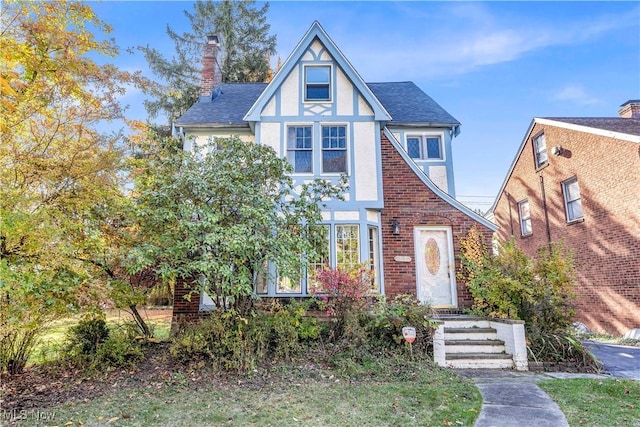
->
[[538, 174, 552, 250]]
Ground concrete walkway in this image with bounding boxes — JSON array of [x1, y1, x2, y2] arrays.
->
[[456, 370, 609, 427]]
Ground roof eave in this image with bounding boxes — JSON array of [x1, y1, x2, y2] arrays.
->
[[175, 122, 250, 130]]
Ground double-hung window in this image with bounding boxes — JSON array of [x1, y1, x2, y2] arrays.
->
[[517, 199, 532, 236], [533, 133, 548, 169], [287, 126, 312, 173], [305, 65, 331, 101], [407, 135, 443, 160], [562, 177, 583, 222], [322, 125, 347, 173]]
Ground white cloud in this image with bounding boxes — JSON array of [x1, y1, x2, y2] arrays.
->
[[553, 85, 601, 106], [335, 3, 638, 81]]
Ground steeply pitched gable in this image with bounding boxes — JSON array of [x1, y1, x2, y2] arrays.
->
[[243, 21, 391, 122]]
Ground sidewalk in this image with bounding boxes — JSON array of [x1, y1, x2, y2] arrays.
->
[[456, 370, 609, 427]]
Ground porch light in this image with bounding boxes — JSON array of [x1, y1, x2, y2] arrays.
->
[[392, 219, 401, 235]]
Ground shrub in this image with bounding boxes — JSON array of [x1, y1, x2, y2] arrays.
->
[[459, 226, 592, 367], [170, 301, 324, 371], [0, 327, 39, 375], [310, 264, 373, 343], [527, 329, 601, 371], [459, 228, 576, 331], [368, 294, 435, 354], [65, 317, 110, 356], [64, 319, 144, 370], [93, 323, 145, 369]]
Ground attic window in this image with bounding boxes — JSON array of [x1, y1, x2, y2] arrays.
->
[[533, 133, 548, 169], [305, 65, 331, 101]]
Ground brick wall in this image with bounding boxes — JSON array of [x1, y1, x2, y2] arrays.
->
[[493, 122, 640, 333], [380, 133, 494, 308], [172, 276, 201, 330]]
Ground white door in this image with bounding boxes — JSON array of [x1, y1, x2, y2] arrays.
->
[[414, 226, 457, 307]]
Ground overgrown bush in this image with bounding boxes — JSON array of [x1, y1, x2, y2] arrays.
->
[[64, 319, 144, 370], [170, 300, 324, 371], [459, 226, 598, 369], [368, 294, 435, 354], [311, 264, 373, 345], [0, 327, 39, 375], [459, 227, 575, 331], [65, 318, 110, 356]]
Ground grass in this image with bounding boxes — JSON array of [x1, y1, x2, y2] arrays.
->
[[27, 362, 481, 427], [539, 378, 640, 427], [28, 307, 172, 366]]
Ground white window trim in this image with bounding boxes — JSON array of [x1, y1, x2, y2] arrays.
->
[[320, 123, 349, 175], [517, 199, 532, 237], [533, 132, 548, 169], [286, 124, 314, 175], [562, 177, 584, 223], [405, 132, 446, 161], [303, 64, 333, 103]]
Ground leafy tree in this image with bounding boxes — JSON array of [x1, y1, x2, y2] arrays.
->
[[129, 133, 345, 313], [0, 0, 145, 373], [139, 0, 277, 122]]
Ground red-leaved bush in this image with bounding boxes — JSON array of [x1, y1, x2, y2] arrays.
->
[[310, 265, 373, 341]]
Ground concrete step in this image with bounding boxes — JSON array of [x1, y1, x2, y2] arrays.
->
[[445, 352, 514, 369], [445, 339, 506, 353], [445, 357, 515, 369], [446, 352, 513, 360], [444, 327, 497, 341], [441, 317, 490, 329]]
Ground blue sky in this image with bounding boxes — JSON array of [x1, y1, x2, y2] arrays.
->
[[92, 1, 640, 212]]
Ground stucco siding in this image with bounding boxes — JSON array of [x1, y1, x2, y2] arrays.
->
[[353, 121, 379, 201]]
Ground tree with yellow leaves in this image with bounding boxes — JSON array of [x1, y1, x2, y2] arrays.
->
[[0, 0, 146, 373]]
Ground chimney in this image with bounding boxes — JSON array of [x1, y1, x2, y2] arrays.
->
[[618, 100, 640, 118], [199, 35, 222, 102]]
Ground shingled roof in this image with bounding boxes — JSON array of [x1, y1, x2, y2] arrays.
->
[[541, 117, 640, 136], [175, 83, 267, 127], [367, 82, 459, 126], [175, 81, 459, 129]]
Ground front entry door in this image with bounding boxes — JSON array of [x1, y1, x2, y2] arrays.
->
[[414, 226, 457, 307]]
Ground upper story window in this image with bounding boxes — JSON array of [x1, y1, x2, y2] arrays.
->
[[305, 65, 331, 101], [287, 126, 313, 173], [517, 199, 532, 236], [533, 133, 548, 169], [322, 125, 347, 173], [562, 177, 583, 222], [407, 135, 443, 160]]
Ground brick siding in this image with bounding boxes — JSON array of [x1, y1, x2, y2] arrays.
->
[[492, 122, 640, 334], [379, 133, 494, 308]]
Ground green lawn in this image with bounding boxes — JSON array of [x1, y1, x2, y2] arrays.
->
[[23, 363, 481, 427], [539, 378, 640, 427], [29, 307, 172, 367]]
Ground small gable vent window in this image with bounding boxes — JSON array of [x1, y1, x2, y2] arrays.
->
[[517, 199, 532, 236], [562, 177, 584, 222], [407, 135, 443, 160], [533, 133, 548, 169], [305, 65, 331, 101]]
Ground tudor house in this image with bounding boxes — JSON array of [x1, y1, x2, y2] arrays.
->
[[172, 22, 496, 320], [489, 101, 640, 334]]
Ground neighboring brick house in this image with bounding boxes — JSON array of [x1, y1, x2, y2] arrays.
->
[[489, 101, 640, 334], [172, 22, 496, 321]]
